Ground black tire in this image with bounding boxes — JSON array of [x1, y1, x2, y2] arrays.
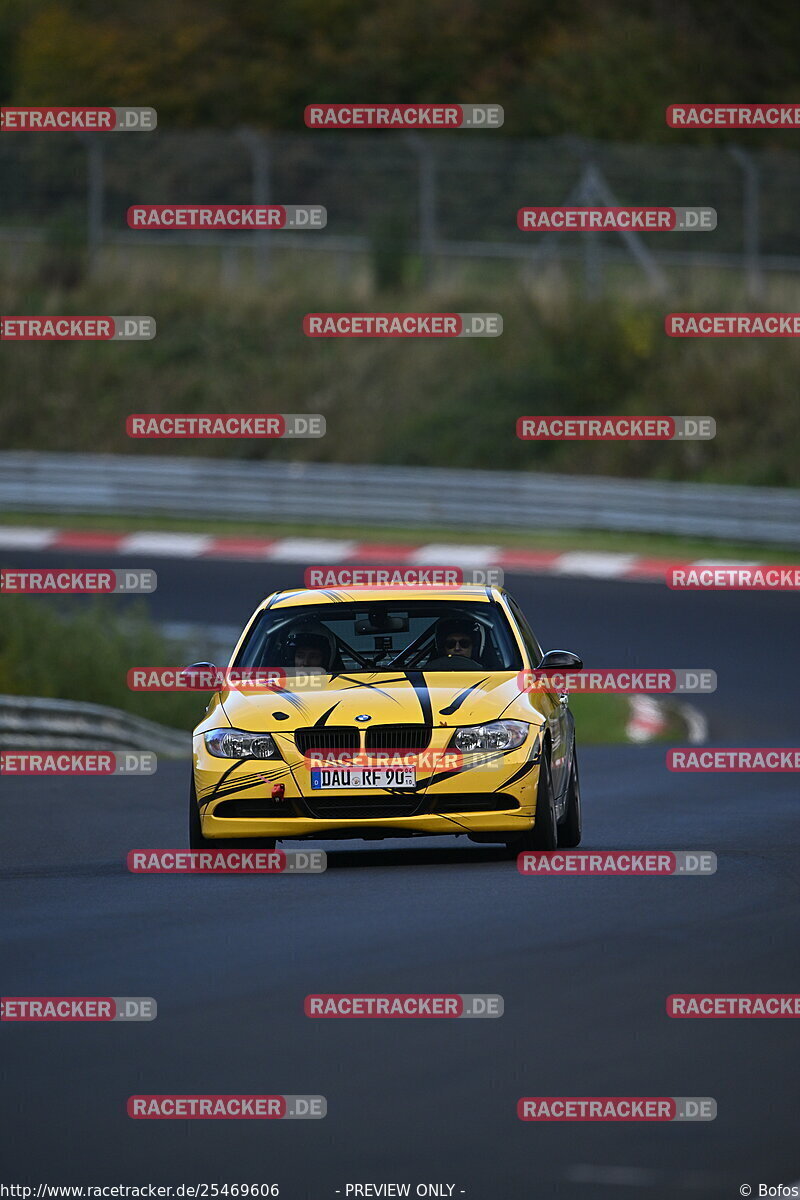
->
[[189, 776, 206, 848], [558, 744, 582, 848], [189, 775, 276, 851], [507, 748, 558, 853]]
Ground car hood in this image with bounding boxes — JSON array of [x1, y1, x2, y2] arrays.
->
[[219, 670, 538, 732]]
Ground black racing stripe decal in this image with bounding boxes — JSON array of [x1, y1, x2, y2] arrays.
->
[[203, 763, 292, 793], [202, 760, 246, 801], [219, 686, 313, 733], [502, 738, 543, 788], [298, 588, 355, 603], [198, 761, 293, 805], [416, 749, 510, 791], [314, 702, 341, 727], [331, 675, 408, 701], [268, 591, 303, 607], [439, 678, 488, 717], [266, 686, 308, 712], [200, 772, 291, 806], [405, 671, 433, 726], [501, 759, 538, 787]]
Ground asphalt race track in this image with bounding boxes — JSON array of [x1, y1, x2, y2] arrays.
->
[[2, 555, 800, 1198]]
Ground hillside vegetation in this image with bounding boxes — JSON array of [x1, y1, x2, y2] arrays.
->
[[1, 257, 797, 487]]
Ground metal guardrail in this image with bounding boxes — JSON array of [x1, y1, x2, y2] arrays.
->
[[1, 451, 799, 546], [0, 694, 190, 757]]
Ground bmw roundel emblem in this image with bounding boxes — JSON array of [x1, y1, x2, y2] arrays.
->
[[355, 714, 371, 722]]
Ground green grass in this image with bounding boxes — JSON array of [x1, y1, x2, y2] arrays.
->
[[1, 509, 796, 562], [3, 253, 800, 488], [570, 693, 684, 744], [0, 596, 200, 730], [570, 694, 630, 743]]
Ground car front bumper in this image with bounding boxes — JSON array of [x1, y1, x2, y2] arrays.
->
[[193, 733, 542, 840]]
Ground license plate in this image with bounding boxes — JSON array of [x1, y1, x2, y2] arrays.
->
[[310, 767, 416, 790]]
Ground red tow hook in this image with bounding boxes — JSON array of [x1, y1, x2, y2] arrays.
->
[[271, 783, 286, 802]]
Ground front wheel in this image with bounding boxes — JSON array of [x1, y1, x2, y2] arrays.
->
[[558, 744, 582, 848], [508, 750, 558, 853], [188, 777, 276, 850]]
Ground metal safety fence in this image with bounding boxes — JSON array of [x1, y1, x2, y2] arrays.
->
[[2, 131, 798, 293], [1, 452, 798, 546], [0, 694, 189, 755]]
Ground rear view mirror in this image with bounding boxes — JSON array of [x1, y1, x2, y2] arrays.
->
[[355, 613, 409, 634]]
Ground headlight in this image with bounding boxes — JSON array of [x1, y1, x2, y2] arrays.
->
[[204, 728, 278, 759], [451, 720, 530, 752]]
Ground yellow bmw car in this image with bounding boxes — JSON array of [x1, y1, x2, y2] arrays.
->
[[189, 585, 582, 853]]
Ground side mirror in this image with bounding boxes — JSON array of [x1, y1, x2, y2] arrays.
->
[[181, 662, 220, 688], [537, 649, 583, 671]]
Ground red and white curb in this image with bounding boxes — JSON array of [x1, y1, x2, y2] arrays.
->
[[0, 526, 763, 585], [626, 697, 668, 742], [626, 695, 708, 745]]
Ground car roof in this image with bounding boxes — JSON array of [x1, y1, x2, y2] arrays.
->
[[259, 585, 506, 611]]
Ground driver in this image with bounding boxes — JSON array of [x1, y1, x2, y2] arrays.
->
[[282, 621, 337, 672], [430, 616, 484, 666], [293, 633, 330, 670]]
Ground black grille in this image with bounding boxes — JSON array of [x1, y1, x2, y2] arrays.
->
[[428, 794, 520, 813], [297, 792, 518, 820], [301, 795, 425, 820], [365, 724, 431, 751], [295, 726, 359, 754], [213, 798, 299, 818]]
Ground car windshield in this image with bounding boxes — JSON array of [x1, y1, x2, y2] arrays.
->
[[235, 600, 524, 673]]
